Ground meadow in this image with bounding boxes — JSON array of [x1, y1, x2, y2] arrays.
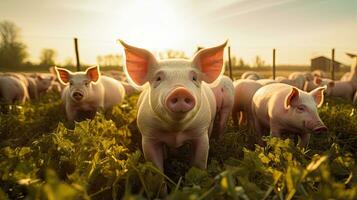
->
[[0, 87, 357, 200]]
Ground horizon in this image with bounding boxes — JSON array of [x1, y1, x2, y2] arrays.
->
[[0, 0, 356, 66]]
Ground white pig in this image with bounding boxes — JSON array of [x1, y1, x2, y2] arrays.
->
[[26, 75, 54, 100], [55, 66, 126, 122], [210, 75, 234, 138], [232, 79, 262, 126], [0, 75, 29, 104], [119, 40, 227, 171], [252, 83, 327, 147], [256, 79, 278, 86], [241, 71, 260, 80]]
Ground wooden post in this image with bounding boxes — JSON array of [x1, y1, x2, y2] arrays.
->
[[228, 46, 233, 80], [74, 38, 81, 71], [272, 48, 276, 80], [331, 48, 335, 80]]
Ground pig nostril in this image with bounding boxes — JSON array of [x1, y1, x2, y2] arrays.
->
[[185, 98, 192, 104], [172, 98, 178, 104]]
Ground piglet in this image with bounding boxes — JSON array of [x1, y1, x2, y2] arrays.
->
[[252, 83, 327, 147], [232, 79, 262, 126], [55, 66, 126, 122], [0, 75, 29, 104], [119, 40, 226, 171], [210, 75, 234, 138], [241, 71, 260, 80]]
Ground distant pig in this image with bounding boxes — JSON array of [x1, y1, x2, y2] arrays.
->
[[26, 75, 54, 100], [252, 83, 327, 147], [241, 71, 260, 80], [55, 66, 126, 122], [211, 75, 234, 138], [232, 79, 262, 126], [119, 40, 227, 171], [0, 75, 29, 104]]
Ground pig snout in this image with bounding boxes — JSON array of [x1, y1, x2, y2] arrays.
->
[[313, 125, 328, 134], [165, 87, 195, 113], [72, 91, 84, 101]]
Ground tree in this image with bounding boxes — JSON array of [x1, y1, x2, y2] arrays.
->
[[0, 20, 28, 68], [254, 55, 265, 68], [40, 48, 57, 67]]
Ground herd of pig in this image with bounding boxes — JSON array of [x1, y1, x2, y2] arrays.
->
[[1, 40, 357, 175]]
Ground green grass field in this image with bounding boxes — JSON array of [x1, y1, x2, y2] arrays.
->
[[0, 91, 357, 200]]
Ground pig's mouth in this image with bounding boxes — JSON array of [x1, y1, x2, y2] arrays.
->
[[305, 121, 328, 134], [71, 91, 85, 102]]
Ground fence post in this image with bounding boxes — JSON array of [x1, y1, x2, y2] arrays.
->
[[74, 38, 81, 71], [331, 48, 335, 80], [228, 46, 233, 80], [272, 48, 276, 80]]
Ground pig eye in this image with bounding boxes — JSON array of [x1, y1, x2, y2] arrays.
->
[[156, 76, 161, 82], [297, 106, 305, 112], [192, 75, 197, 82], [85, 82, 89, 87], [69, 81, 73, 86]]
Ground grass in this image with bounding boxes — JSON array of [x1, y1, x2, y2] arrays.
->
[[0, 92, 356, 199]]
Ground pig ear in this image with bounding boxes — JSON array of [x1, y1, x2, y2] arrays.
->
[[36, 75, 44, 81], [313, 77, 321, 85], [86, 66, 101, 83], [55, 67, 72, 85], [192, 41, 227, 83], [284, 87, 299, 109], [119, 40, 158, 86], [310, 86, 326, 108]]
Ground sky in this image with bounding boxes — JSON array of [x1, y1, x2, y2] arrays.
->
[[0, 0, 356, 66]]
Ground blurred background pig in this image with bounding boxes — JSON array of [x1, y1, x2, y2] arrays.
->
[[119, 40, 227, 172], [252, 83, 327, 147], [55, 66, 126, 122]]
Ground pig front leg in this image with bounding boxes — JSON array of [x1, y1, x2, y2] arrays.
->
[[190, 132, 209, 169], [142, 137, 164, 171], [298, 133, 310, 148]]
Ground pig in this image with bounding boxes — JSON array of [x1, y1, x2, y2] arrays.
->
[[324, 80, 354, 101], [312, 70, 327, 78], [210, 75, 234, 138], [232, 79, 262, 126], [241, 71, 260, 80], [303, 77, 334, 92], [119, 40, 227, 171], [288, 72, 309, 89], [25, 75, 54, 100], [55, 66, 126, 122], [256, 79, 278, 86], [0, 75, 29, 104], [252, 83, 327, 147]]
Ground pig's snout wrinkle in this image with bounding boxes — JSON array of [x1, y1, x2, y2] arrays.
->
[[72, 91, 84, 101], [166, 87, 195, 113]]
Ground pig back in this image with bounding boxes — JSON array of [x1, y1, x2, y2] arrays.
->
[[101, 76, 126, 109]]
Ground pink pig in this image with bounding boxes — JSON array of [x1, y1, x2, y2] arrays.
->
[[0, 75, 29, 104], [55, 66, 126, 122], [252, 83, 327, 147], [210, 75, 234, 138], [232, 79, 262, 126], [119, 40, 227, 171], [241, 71, 261, 80]]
